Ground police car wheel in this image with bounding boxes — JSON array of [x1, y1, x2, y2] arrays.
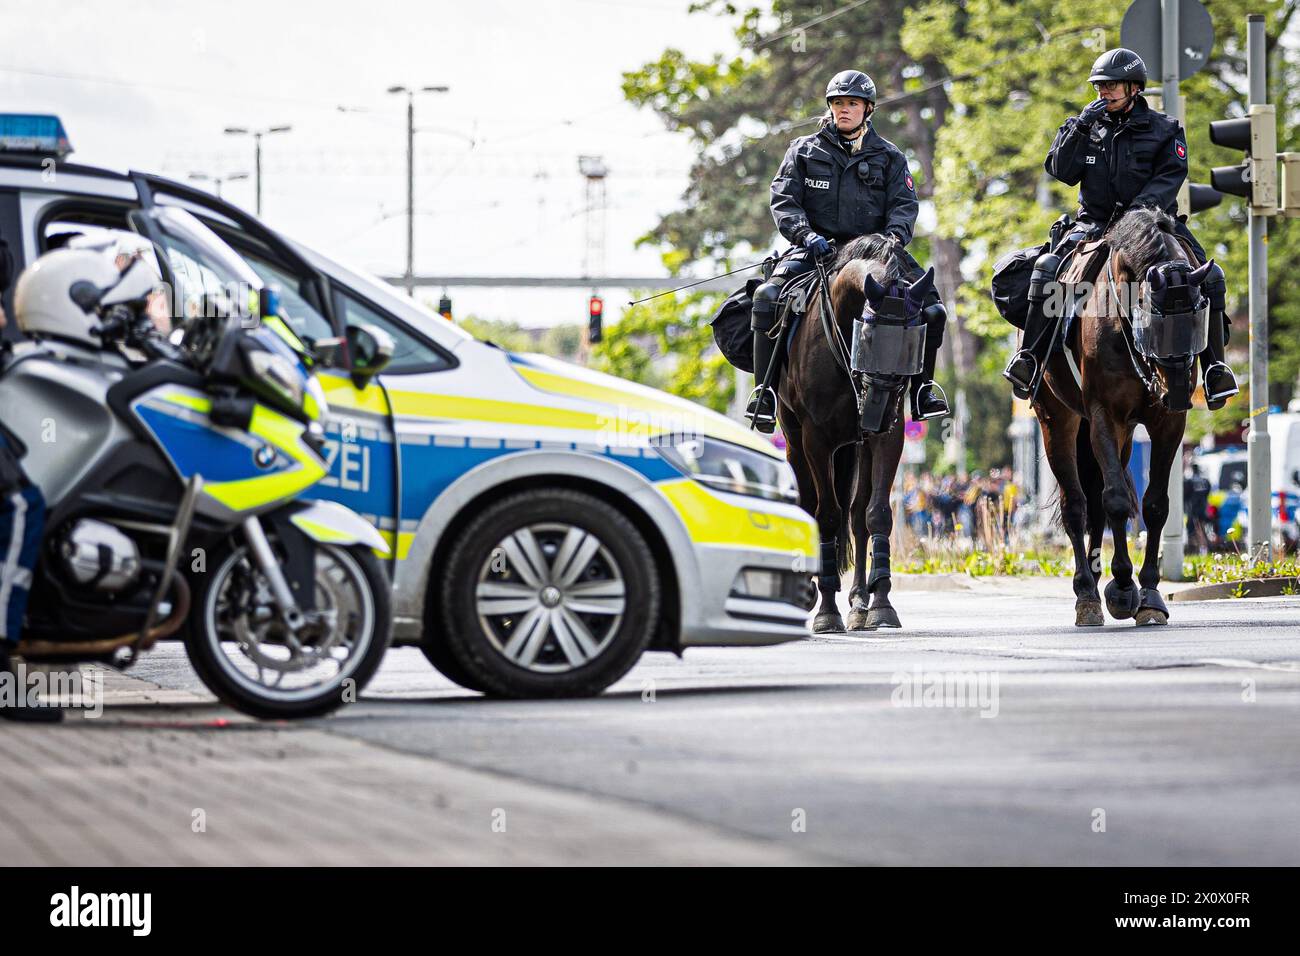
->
[[437, 488, 660, 698]]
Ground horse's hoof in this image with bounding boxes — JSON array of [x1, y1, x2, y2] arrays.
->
[[1075, 599, 1104, 627], [866, 606, 902, 629], [1104, 580, 1139, 621], [1137, 588, 1169, 626], [1134, 607, 1168, 626], [812, 612, 845, 634], [845, 607, 875, 631]]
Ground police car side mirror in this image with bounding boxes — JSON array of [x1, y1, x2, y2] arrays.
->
[[348, 323, 394, 388]]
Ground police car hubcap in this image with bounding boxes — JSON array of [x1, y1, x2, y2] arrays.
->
[[475, 522, 626, 673]]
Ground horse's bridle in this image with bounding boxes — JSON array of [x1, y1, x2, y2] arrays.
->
[[1103, 254, 1160, 395]]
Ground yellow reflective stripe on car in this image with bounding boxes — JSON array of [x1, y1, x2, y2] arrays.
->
[[513, 365, 773, 454], [374, 530, 413, 561], [318, 374, 392, 417], [657, 478, 816, 555], [388, 390, 648, 433]]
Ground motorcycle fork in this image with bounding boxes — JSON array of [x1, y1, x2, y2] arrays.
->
[[241, 515, 306, 631]]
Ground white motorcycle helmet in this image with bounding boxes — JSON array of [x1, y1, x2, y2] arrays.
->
[[13, 240, 159, 347]]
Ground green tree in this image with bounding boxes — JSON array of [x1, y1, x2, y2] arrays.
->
[[591, 290, 735, 414]]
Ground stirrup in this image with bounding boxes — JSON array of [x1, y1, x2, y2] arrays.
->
[[1203, 362, 1239, 403], [911, 381, 949, 421], [745, 386, 777, 432], [1003, 350, 1039, 401]]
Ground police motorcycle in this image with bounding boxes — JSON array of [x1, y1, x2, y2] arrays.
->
[[0, 206, 395, 719]]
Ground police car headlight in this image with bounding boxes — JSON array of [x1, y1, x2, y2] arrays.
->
[[652, 435, 798, 503]]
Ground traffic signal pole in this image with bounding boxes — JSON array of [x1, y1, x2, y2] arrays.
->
[[1160, 0, 1187, 580], [1246, 13, 1272, 560]]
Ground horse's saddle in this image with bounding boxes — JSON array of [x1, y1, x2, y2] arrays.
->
[[1054, 238, 1109, 351]]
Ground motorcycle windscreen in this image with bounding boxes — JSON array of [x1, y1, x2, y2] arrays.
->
[[850, 315, 926, 377], [1132, 301, 1210, 360]]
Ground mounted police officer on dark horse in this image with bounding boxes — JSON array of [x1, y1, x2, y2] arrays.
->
[[745, 69, 950, 433], [1002, 47, 1238, 409]]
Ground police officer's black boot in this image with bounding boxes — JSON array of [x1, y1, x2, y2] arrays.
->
[[1199, 262, 1238, 411], [745, 330, 779, 433], [0, 644, 64, 723], [1003, 251, 1062, 401], [745, 283, 783, 433], [910, 302, 950, 420]]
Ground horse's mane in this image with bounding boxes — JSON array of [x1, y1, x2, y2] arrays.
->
[[833, 234, 904, 284], [1105, 207, 1184, 278]]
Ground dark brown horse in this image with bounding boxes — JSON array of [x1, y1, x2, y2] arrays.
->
[[778, 235, 935, 633], [1032, 207, 1214, 625]]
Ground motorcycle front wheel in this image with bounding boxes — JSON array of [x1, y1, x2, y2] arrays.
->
[[185, 537, 391, 719]]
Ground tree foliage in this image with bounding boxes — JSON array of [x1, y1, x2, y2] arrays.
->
[[617, 0, 1300, 467]]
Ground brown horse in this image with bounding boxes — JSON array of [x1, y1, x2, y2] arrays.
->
[[1032, 207, 1214, 625], [778, 235, 935, 633]]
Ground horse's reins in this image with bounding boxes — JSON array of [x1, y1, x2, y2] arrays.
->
[[1103, 255, 1160, 395], [626, 246, 804, 306], [814, 255, 856, 388]]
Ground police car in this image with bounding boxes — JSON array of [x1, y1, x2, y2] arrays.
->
[[0, 115, 817, 697]]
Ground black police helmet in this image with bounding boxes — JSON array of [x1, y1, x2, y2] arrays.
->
[[825, 70, 876, 105], [1088, 48, 1147, 89]]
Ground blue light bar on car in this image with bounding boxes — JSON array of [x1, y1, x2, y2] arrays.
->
[[0, 114, 72, 159]]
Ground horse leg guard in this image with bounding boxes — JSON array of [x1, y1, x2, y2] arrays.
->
[[1104, 577, 1140, 621], [812, 538, 844, 633], [1135, 587, 1169, 626], [865, 533, 901, 629]]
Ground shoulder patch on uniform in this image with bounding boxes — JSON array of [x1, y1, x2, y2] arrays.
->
[[1175, 141, 1187, 160], [905, 173, 914, 191]]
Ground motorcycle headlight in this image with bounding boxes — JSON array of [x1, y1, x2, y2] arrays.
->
[[652, 435, 798, 503]]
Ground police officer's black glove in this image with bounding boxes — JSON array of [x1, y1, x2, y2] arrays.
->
[[1078, 98, 1110, 127], [802, 232, 833, 259]]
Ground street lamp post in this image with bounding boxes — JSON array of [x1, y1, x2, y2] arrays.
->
[[223, 125, 292, 215], [387, 84, 450, 296], [188, 170, 249, 200]]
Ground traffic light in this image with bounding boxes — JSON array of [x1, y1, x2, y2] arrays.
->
[[588, 295, 603, 344], [1209, 104, 1277, 213], [1282, 153, 1300, 218], [1185, 182, 1222, 214], [438, 293, 452, 320]]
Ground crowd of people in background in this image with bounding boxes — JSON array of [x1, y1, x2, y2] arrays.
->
[[900, 468, 1025, 542]]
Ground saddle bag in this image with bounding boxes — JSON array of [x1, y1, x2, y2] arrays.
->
[[990, 242, 1048, 330], [710, 278, 761, 374]]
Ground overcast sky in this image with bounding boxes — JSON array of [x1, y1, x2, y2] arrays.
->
[[1, 0, 741, 326]]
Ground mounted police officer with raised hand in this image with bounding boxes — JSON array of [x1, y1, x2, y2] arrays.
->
[[746, 69, 950, 433], [1003, 47, 1238, 409]]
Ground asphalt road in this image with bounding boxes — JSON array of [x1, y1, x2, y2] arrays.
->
[[122, 582, 1300, 866]]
